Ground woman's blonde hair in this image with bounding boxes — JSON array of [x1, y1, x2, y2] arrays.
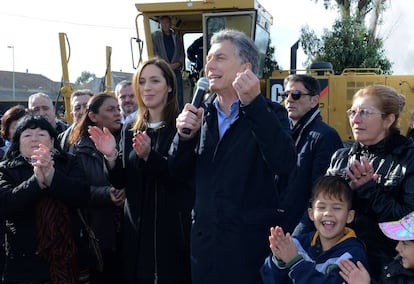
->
[[353, 84, 400, 130]]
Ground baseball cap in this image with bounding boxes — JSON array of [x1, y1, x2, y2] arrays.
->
[[378, 211, 414, 241]]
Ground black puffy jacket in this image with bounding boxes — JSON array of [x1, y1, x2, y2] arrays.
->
[[327, 129, 414, 280]]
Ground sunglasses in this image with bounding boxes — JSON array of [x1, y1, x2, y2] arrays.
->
[[279, 90, 312, 100]]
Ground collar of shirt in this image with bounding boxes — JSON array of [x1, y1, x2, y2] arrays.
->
[[214, 97, 240, 139], [121, 110, 138, 124]]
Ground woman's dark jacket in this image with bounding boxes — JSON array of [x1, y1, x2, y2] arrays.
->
[[0, 153, 92, 283], [169, 94, 296, 284], [326, 129, 414, 280], [110, 122, 193, 284], [73, 135, 121, 251]]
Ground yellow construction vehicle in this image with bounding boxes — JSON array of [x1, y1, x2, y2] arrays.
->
[[268, 65, 414, 141], [58, 32, 75, 124], [58, 33, 115, 124], [131, 0, 272, 102], [132, 0, 414, 141]]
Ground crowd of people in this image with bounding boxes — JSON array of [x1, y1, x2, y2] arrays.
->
[[0, 28, 413, 284]]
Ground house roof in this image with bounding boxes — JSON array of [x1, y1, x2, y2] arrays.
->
[[0, 70, 134, 115], [0, 70, 61, 94]]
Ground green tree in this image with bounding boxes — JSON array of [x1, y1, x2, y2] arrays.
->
[[262, 39, 280, 79], [315, 0, 387, 41], [75, 71, 96, 85], [301, 0, 391, 74]]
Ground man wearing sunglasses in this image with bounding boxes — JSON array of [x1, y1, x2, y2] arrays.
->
[[278, 74, 343, 234]]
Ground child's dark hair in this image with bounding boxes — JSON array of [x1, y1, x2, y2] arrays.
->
[[310, 176, 353, 209]]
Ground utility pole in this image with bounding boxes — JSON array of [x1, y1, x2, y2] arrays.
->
[[7, 45, 15, 100]]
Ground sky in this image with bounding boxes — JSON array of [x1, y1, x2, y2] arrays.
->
[[0, 0, 413, 83]]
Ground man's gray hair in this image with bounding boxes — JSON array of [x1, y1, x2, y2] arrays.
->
[[28, 92, 53, 109], [70, 89, 93, 100], [210, 29, 259, 74], [115, 80, 132, 97]]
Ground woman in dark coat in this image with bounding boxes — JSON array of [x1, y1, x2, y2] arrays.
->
[[89, 58, 193, 284], [0, 104, 27, 283], [326, 85, 414, 281], [68, 92, 125, 284], [0, 114, 93, 283]]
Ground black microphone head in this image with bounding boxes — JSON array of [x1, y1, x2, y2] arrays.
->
[[197, 77, 210, 91]]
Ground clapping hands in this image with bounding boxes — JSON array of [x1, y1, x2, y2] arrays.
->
[[88, 126, 117, 157], [269, 226, 298, 264], [32, 144, 55, 189], [347, 157, 378, 189], [132, 131, 151, 161]]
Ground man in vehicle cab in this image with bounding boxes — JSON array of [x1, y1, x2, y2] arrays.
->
[[151, 15, 185, 109]]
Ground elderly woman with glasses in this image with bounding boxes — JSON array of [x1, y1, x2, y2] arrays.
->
[[325, 84, 414, 281]]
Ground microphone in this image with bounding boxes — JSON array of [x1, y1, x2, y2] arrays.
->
[[182, 77, 209, 134]]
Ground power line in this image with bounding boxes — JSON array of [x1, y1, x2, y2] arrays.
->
[[1, 12, 134, 30]]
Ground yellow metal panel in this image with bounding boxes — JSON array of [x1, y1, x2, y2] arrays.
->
[[265, 70, 414, 142], [384, 75, 414, 135], [58, 32, 74, 124], [327, 74, 385, 141], [135, 0, 257, 13]]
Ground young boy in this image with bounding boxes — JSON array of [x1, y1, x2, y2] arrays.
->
[[339, 211, 414, 283], [261, 175, 369, 283]]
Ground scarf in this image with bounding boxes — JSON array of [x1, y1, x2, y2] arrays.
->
[[36, 197, 79, 284]]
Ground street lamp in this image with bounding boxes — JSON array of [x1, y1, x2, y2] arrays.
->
[[7, 45, 15, 100]]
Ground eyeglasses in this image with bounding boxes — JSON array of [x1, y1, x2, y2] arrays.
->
[[279, 90, 312, 100], [346, 108, 385, 119]]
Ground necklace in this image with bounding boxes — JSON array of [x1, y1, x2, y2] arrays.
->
[[147, 121, 164, 129]]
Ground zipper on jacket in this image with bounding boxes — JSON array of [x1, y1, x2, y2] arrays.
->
[[149, 127, 162, 284], [179, 212, 185, 245], [153, 182, 158, 284], [211, 116, 239, 162]]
